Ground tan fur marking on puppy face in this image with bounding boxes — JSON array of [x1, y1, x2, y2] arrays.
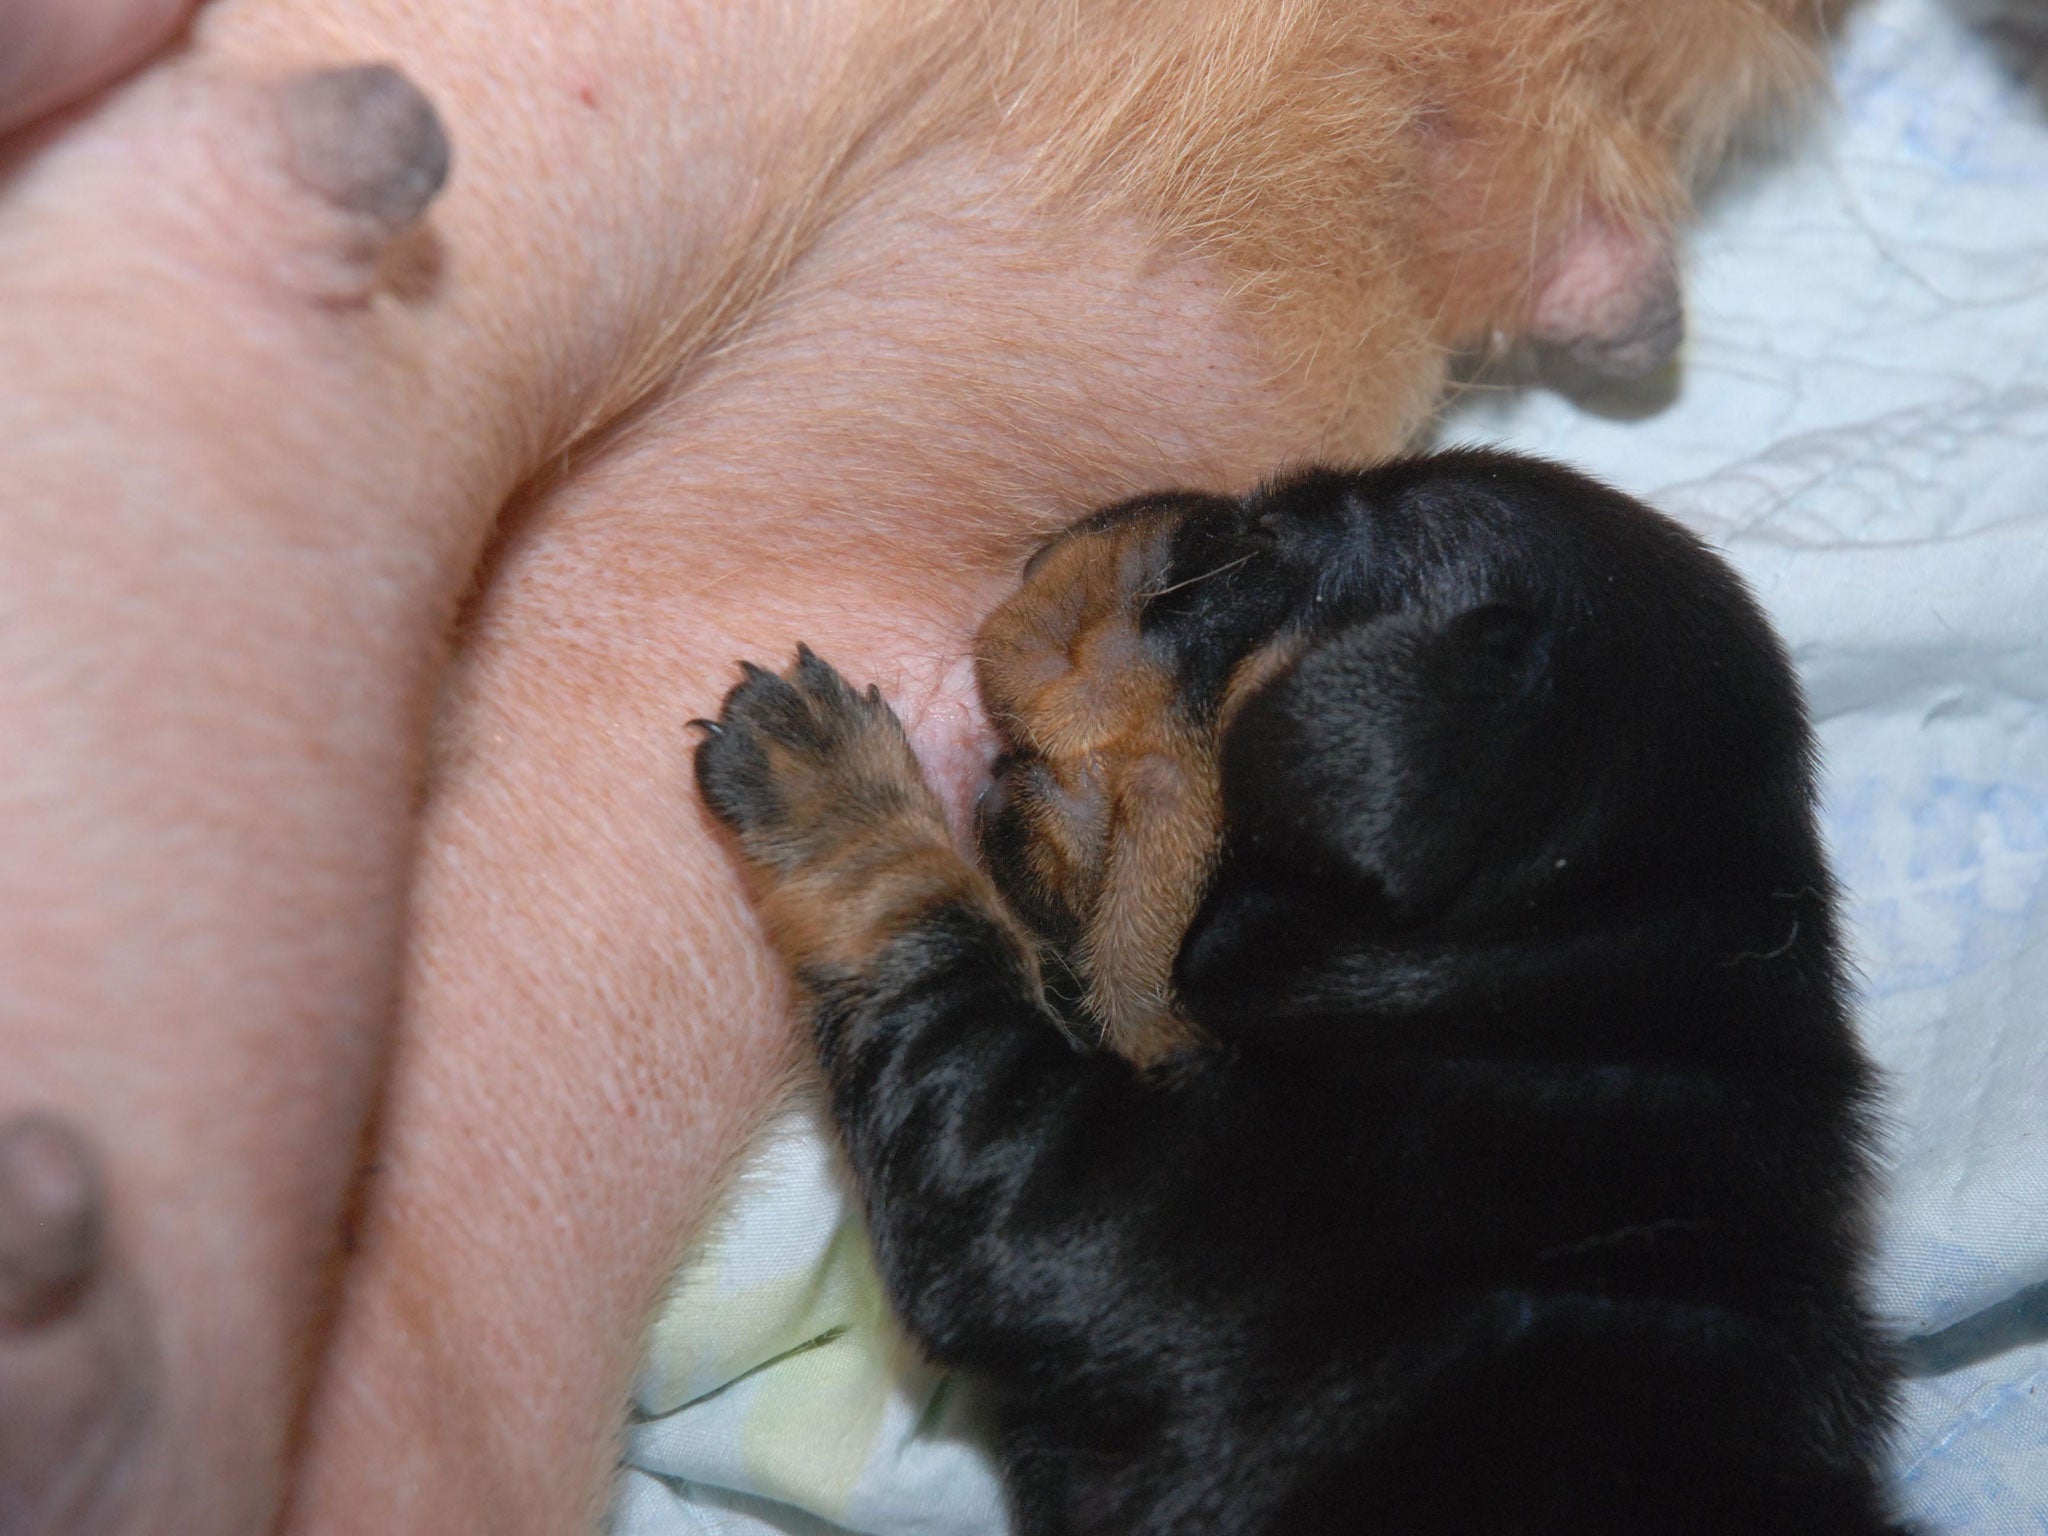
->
[[977, 510, 1219, 1061], [1217, 631, 1310, 739], [976, 513, 1317, 1064]]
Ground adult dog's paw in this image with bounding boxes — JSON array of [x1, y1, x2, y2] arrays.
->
[[694, 645, 938, 875]]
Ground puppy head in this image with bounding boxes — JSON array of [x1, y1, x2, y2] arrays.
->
[[976, 451, 1820, 1059]]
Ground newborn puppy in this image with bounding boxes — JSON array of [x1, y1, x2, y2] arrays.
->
[[694, 450, 1904, 1536]]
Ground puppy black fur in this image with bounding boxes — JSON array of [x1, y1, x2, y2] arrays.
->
[[695, 449, 1903, 1536]]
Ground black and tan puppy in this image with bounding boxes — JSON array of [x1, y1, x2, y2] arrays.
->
[[693, 449, 1905, 1536]]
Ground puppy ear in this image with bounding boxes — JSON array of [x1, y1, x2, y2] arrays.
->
[[1212, 601, 1552, 928], [1175, 603, 1554, 1025]]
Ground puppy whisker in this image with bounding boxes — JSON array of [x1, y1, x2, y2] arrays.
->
[[1134, 551, 1255, 602]]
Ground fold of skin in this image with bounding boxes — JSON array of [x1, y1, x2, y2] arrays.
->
[[0, 0, 199, 133], [0, 1, 1840, 1531]]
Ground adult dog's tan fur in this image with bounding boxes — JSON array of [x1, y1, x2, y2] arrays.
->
[[614, 0, 1842, 455]]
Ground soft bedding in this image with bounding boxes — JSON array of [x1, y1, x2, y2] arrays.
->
[[615, 0, 2048, 1528]]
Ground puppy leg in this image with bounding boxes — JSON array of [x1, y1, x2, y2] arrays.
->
[[695, 650, 1189, 1369], [695, 647, 1001, 982]]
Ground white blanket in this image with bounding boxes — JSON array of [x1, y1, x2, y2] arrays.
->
[[617, 0, 2048, 1527]]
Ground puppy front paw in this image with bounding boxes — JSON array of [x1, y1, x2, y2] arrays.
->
[[695, 645, 934, 870], [695, 647, 981, 975]]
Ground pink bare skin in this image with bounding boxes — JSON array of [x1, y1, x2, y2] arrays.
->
[[1530, 215, 1686, 382], [0, 2, 1723, 1534], [0, 0, 201, 133]]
